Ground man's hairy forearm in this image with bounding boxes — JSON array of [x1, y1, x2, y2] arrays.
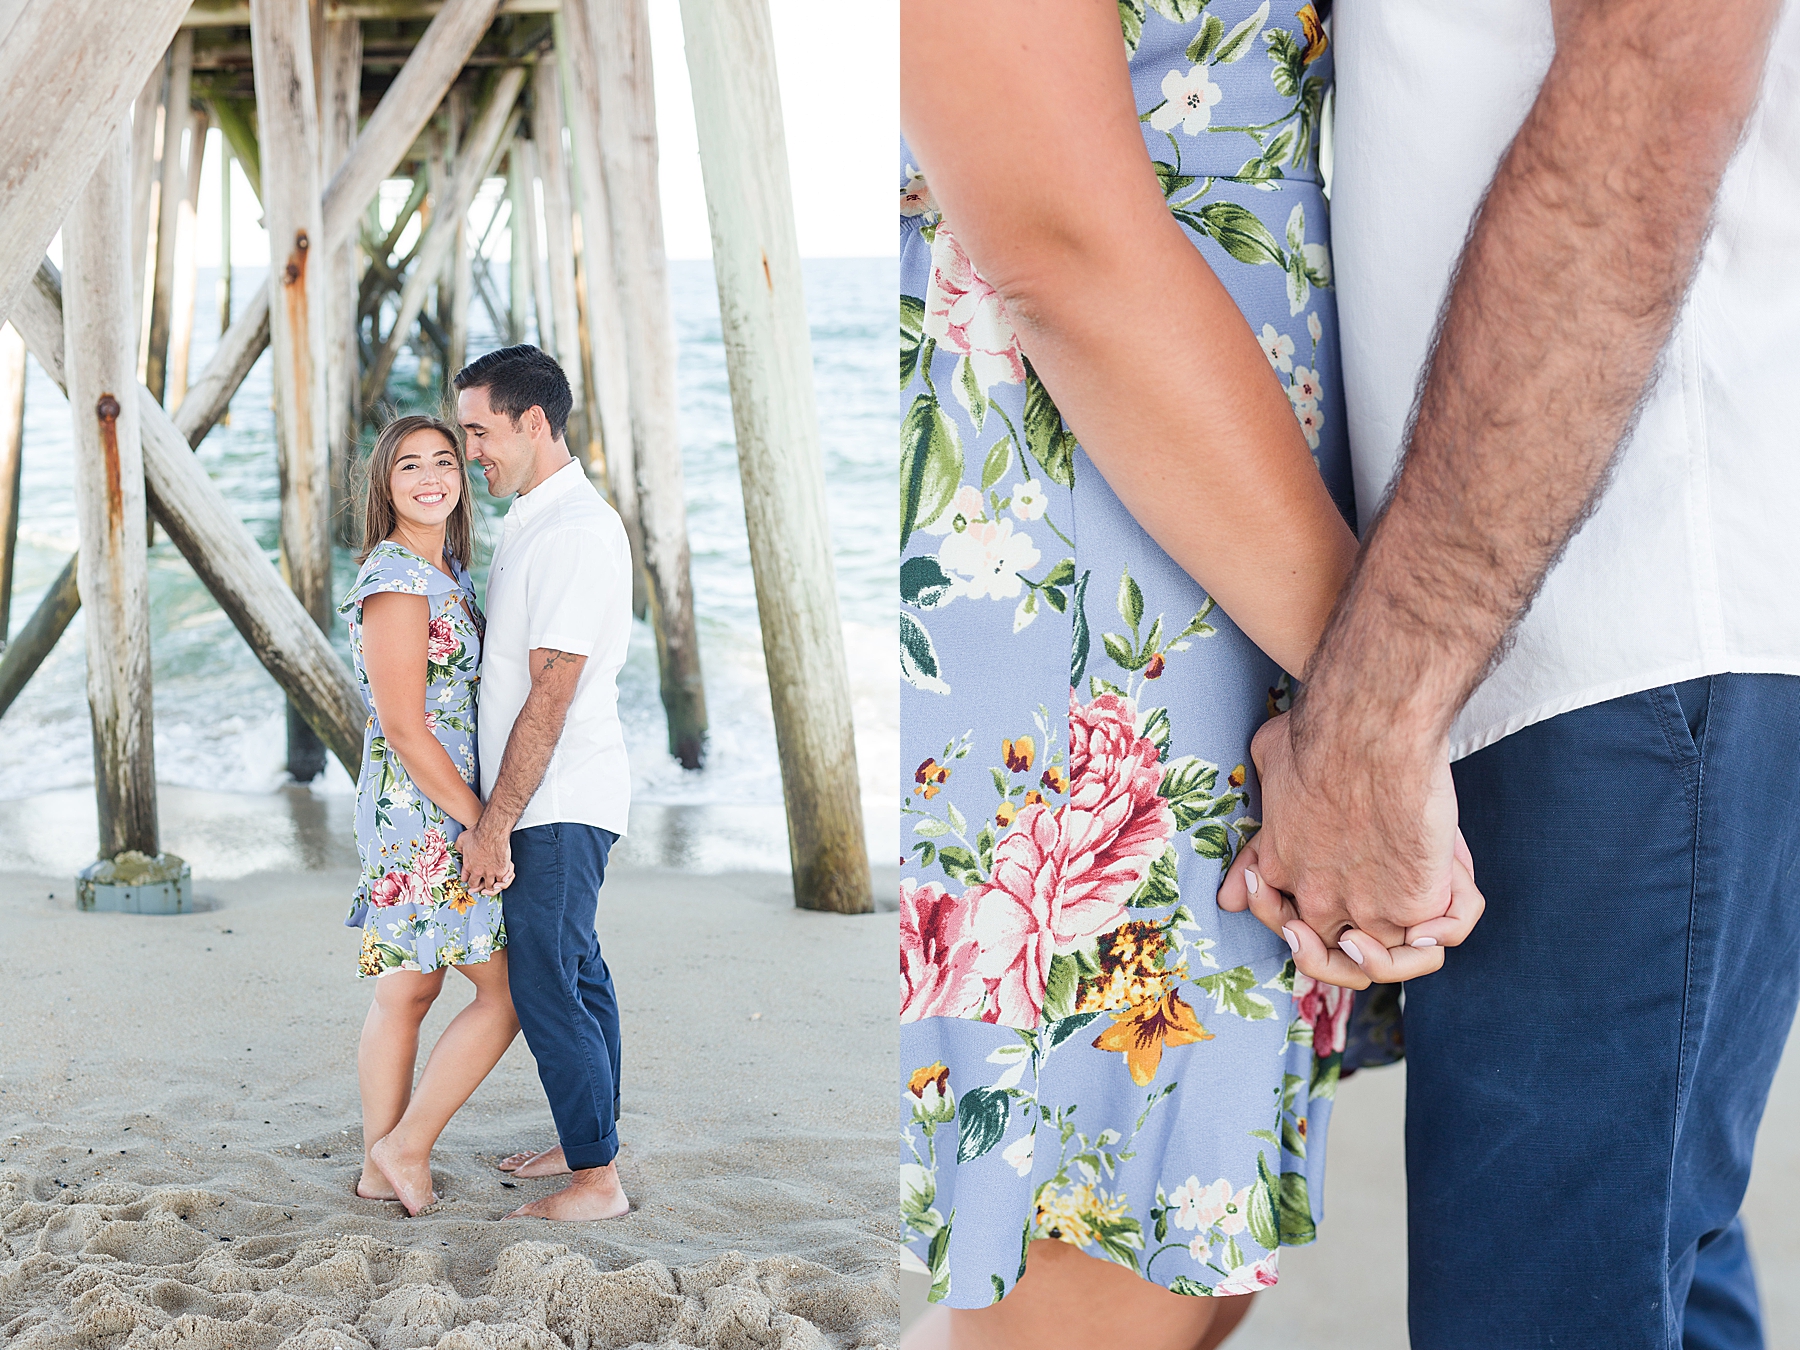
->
[[482, 652, 583, 833], [1297, 0, 1776, 753]]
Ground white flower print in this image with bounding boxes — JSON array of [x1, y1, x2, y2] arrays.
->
[[900, 165, 935, 218], [1259, 323, 1294, 374], [1014, 590, 1039, 634], [1289, 366, 1323, 408], [1307, 311, 1323, 344], [940, 518, 1041, 601], [925, 483, 987, 536], [1011, 477, 1048, 521], [1297, 403, 1325, 450], [1001, 1133, 1035, 1177], [1149, 66, 1222, 136], [1215, 1253, 1281, 1295], [1189, 1236, 1212, 1265], [1169, 1175, 1232, 1230]]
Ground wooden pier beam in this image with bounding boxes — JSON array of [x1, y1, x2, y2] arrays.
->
[[322, 15, 364, 544], [507, 142, 532, 345], [362, 65, 527, 404], [529, 58, 587, 443], [564, 0, 708, 768], [0, 324, 24, 647], [251, 0, 334, 782], [0, 0, 193, 327], [12, 262, 366, 775], [681, 0, 870, 911], [145, 30, 193, 405], [0, 555, 79, 718], [130, 61, 166, 369], [217, 141, 234, 348], [167, 108, 208, 411], [61, 126, 160, 859]]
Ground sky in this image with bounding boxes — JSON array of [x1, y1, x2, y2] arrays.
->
[[178, 0, 896, 269]]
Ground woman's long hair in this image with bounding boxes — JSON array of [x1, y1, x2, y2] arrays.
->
[[356, 414, 474, 568]]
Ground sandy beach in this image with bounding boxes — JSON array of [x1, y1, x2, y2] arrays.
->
[[0, 791, 900, 1349]]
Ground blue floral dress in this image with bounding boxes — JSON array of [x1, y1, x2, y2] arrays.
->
[[899, 0, 1394, 1309], [340, 541, 504, 977]]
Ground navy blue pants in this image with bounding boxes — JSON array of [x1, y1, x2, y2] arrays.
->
[[502, 823, 621, 1171], [1407, 675, 1800, 1348]]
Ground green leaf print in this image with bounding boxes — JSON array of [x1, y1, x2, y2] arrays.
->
[[1185, 12, 1225, 62], [1070, 569, 1093, 688], [1159, 755, 1221, 830], [927, 1219, 954, 1302], [981, 434, 1015, 490], [1266, 26, 1305, 97], [901, 612, 950, 695], [939, 846, 983, 887], [1046, 1010, 1104, 1049], [901, 295, 926, 388], [1212, 0, 1269, 64], [1149, 0, 1211, 23], [1021, 359, 1077, 489], [1041, 947, 1099, 1022], [1195, 201, 1285, 267], [957, 1087, 1012, 1164], [1118, 0, 1146, 54], [1128, 845, 1182, 908], [1152, 160, 1197, 200], [1282, 1114, 1307, 1158], [955, 355, 987, 433], [1192, 822, 1232, 860], [1169, 1275, 1215, 1297], [900, 555, 957, 611], [1247, 1154, 1282, 1251], [900, 392, 964, 550], [1117, 568, 1145, 633], [1194, 965, 1278, 1021], [1279, 1169, 1318, 1244]]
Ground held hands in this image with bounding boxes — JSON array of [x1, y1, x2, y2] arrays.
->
[[456, 817, 515, 897], [1217, 710, 1486, 989]]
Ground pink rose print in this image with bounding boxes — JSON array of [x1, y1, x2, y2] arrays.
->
[[369, 868, 426, 909], [900, 879, 983, 1022], [1062, 691, 1176, 921], [956, 692, 1174, 1028], [426, 615, 458, 663], [1214, 1253, 1281, 1296], [924, 220, 1026, 394], [1294, 970, 1353, 1059], [424, 708, 440, 731], [414, 827, 453, 889]]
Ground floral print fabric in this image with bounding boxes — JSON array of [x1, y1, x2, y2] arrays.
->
[[899, 0, 1365, 1307], [341, 541, 504, 978]]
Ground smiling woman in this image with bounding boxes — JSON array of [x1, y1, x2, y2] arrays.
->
[[337, 412, 520, 1218]]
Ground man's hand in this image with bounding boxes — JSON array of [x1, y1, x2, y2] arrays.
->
[[457, 822, 513, 897], [1218, 711, 1484, 988]]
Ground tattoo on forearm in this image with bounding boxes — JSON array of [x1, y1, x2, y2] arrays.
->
[[538, 649, 580, 673]]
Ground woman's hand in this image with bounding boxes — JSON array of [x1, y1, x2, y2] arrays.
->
[[1220, 827, 1486, 989], [457, 818, 514, 896]]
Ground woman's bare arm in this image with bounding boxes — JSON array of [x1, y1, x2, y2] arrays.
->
[[361, 590, 485, 830], [903, 0, 1356, 677]]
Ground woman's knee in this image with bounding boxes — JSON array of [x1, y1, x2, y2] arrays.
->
[[374, 970, 443, 1021]]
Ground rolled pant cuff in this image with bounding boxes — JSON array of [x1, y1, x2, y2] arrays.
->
[[562, 1131, 618, 1171]]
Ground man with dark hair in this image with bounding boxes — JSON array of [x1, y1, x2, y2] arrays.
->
[[452, 344, 635, 1221]]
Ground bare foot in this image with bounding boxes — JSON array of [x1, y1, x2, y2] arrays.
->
[[497, 1145, 570, 1177], [369, 1132, 439, 1216], [504, 1162, 629, 1221], [355, 1167, 397, 1202]]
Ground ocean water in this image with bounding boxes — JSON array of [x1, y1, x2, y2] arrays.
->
[[0, 257, 896, 874]]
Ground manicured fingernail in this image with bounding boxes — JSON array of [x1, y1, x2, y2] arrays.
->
[[1339, 936, 1364, 965], [1281, 926, 1300, 955], [1245, 869, 1260, 896], [1411, 937, 1438, 948]]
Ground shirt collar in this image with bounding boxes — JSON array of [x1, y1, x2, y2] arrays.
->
[[504, 457, 584, 530]]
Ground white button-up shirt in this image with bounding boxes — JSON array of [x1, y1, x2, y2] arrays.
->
[[1333, 0, 1800, 759], [479, 458, 634, 834]]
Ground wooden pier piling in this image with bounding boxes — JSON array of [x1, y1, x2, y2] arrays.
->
[[62, 126, 161, 858], [167, 107, 208, 411], [250, 0, 334, 782], [682, 0, 872, 912], [0, 324, 24, 648], [565, 0, 707, 766], [145, 30, 194, 405], [322, 15, 363, 544]]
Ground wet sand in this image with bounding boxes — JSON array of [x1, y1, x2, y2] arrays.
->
[[0, 814, 901, 1349]]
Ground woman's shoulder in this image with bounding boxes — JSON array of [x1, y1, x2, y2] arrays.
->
[[339, 541, 458, 614]]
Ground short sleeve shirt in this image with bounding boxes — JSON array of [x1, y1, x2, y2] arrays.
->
[[478, 459, 634, 833]]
